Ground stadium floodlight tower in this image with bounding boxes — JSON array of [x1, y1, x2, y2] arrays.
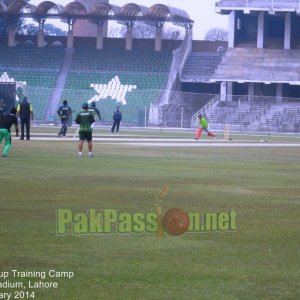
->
[[34, 1, 64, 47], [90, 2, 121, 50], [117, 3, 148, 51], [61, 1, 88, 49]]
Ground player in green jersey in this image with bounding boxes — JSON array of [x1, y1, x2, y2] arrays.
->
[[195, 113, 216, 140], [75, 103, 95, 158], [0, 107, 19, 157], [73, 101, 101, 138]]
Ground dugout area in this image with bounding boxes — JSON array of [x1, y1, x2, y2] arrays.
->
[[0, 83, 16, 113]]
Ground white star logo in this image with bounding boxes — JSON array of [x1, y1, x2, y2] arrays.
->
[[89, 76, 137, 105]]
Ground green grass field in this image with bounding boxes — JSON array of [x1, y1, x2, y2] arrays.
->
[[0, 128, 300, 300]]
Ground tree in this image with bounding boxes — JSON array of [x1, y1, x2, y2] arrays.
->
[[19, 23, 67, 36], [43, 24, 67, 36], [109, 22, 156, 39], [205, 28, 228, 41], [19, 23, 38, 35], [0, 0, 30, 35], [109, 22, 185, 40]]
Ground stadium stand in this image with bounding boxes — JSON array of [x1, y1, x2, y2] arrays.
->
[[0, 46, 64, 120], [216, 0, 300, 10], [203, 98, 300, 132], [181, 52, 223, 82], [212, 48, 300, 82], [0, 1, 299, 132], [61, 47, 173, 124]]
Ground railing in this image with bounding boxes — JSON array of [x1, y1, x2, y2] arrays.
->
[[190, 95, 220, 126], [159, 31, 192, 106]]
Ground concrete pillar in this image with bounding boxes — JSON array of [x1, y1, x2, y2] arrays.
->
[[155, 28, 162, 52], [227, 82, 233, 101], [276, 83, 283, 103], [228, 11, 235, 48], [125, 26, 133, 51], [37, 29, 45, 48], [96, 26, 104, 50], [67, 30, 74, 49], [248, 82, 255, 103], [220, 82, 227, 101], [8, 25, 17, 47], [284, 12, 291, 50], [257, 11, 265, 49]]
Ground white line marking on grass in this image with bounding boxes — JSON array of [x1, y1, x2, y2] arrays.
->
[[98, 142, 300, 147], [16, 137, 300, 147]]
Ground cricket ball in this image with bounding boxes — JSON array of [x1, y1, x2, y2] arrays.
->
[[162, 208, 190, 236]]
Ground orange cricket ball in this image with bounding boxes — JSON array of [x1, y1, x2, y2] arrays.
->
[[162, 208, 190, 236]]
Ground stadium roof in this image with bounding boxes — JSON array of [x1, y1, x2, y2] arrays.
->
[[0, 0, 194, 29], [216, 0, 300, 14]]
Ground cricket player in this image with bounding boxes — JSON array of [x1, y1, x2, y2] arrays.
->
[[0, 107, 19, 157], [74, 102, 100, 138], [57, 100, 72, 137], [195, 113, 216, 140], [75, 103, 95, 158], [89, 102, 101, 122]]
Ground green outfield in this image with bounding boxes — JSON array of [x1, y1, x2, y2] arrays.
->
[[0, 128, 300, 300]]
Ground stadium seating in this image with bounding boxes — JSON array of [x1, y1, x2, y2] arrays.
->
[[212, 48, 300, 82], [0, 46, 64, 120], [62, 47, 173, 124], [204, 99, 300, 132], [181, 52, 223, 82]]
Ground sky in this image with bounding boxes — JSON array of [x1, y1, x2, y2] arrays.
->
[[28, 0, 228, 40]]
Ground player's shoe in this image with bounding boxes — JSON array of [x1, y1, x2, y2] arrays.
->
[[78, 153, 82, 158], [89, 153, 94, 158]]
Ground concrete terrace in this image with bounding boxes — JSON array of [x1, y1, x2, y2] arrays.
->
[[211, 48, 300, 83], [216, 0, 300, 12]]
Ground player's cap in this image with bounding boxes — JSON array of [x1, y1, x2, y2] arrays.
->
[[63, 100, 68, 105], [91, 102, 96, 107], [82, 103, 88, 109], [23, 96, 27, 101], [198, 112, 202, 118]]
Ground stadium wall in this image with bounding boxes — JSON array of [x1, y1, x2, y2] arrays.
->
[[8, 35, 182, 52], [192, 40, 228, 52]]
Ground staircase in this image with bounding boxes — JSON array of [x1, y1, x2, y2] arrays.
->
[[45, 48, 74, 122]]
